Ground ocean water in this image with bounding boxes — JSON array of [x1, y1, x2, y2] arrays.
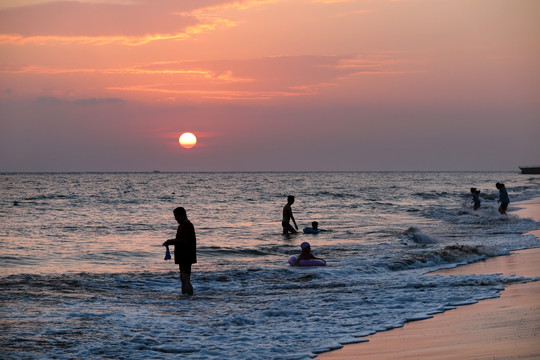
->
[[1, 172, 539, 359]]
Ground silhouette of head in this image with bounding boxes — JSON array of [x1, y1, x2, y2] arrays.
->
[[173, 207, 187, 222]]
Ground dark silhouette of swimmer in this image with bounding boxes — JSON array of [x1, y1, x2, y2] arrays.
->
[[303, 221, 329, 233], [470, 188, 481, 210], [162, 207, 197, 295], [496, 183, 510, 215], [295, 242, 326, 265], [282, 195, 298, 234]]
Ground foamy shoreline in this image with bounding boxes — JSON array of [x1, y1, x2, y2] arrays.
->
[[317, 198, 540, 359]]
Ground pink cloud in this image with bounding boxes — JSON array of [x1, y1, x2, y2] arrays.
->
[[0, 54, 409, 102], [0, 0, 241, 39], [103, 55, 404, 101]]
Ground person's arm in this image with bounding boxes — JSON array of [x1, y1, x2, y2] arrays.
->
[[291, 212, 298, 230], [162, 238, 177, 246], [310, 253, 326, 263], [295, 253, 305, 265], [163, 222, 193, 246]]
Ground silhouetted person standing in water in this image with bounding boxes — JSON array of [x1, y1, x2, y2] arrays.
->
[[496, 183, 510, 215], [470, 187, 481, 210], [163, 207, 197, 295], [282, 195, 298, 234]]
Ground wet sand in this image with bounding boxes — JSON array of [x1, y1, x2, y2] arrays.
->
[[317, 200, 540, 360]]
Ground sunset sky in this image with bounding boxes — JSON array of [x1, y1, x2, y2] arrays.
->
[[1, 0, 539, 171]]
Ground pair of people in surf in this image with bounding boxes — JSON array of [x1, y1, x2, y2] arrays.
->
[[282, 196, 327, 234], [469, 183, 510, 215]]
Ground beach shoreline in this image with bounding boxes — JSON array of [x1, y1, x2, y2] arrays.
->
[[317, 199, 540, 360]]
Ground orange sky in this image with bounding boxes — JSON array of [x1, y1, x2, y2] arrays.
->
[[1, 0, 539, 171]]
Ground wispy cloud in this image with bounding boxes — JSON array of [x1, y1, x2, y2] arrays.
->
[[33, 96, 125, 106], [0, 20, 236, 46], [0, 0, 238, 46], [102, 55, 409, 100], [106, 85, 311, 100], [0, 63, 253, 82], [1, 54, 411, 101], [311, 0, 354, 3], [189, 0, 283, 13]]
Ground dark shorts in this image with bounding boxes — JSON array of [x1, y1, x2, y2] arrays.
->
[[179, 263, 192, 275], [499, 202, 509, 212]]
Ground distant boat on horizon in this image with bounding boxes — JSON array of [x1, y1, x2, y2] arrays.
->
[[519, 166, 540, 174]]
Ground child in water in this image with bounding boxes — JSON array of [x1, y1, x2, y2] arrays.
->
[[304, 221, 319, 233], [470, 188, 481, 210], [496, 182, 510, 215], [295, 242, 326, 265], [303, 221, 328, 233]]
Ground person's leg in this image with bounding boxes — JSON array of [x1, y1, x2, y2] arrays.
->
[[282, 221, 289, 234], [181, 273, 193, 295], [180, 263, 193, 295], [287, 223, 297, 234], [178, 264, 186, 294]]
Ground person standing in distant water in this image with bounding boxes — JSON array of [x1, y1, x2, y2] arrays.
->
[[282, 195, 298, 234], [496, 183, 510, 215], [163, 207, 197, 295], [470, 187, 481, 210]]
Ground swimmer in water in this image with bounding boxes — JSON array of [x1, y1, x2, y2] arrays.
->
[[295, 242, 326, 266], [303, 221, 329, 233]]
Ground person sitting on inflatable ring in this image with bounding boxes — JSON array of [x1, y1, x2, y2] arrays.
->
[[295, 242, 326, 266]]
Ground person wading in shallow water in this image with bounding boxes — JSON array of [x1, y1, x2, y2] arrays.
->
[[470, 187, 481, 211], [496, 182, 510, 215], [163, 207, 197, 295], [282, 195, 299, 234]]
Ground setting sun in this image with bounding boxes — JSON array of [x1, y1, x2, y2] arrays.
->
[[179, 132, 197, 149]]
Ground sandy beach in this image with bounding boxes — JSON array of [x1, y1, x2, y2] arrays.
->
[[318, 200, 540, 360]]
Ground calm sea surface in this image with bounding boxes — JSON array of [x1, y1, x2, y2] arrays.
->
[[1, 172, 539, 359]]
